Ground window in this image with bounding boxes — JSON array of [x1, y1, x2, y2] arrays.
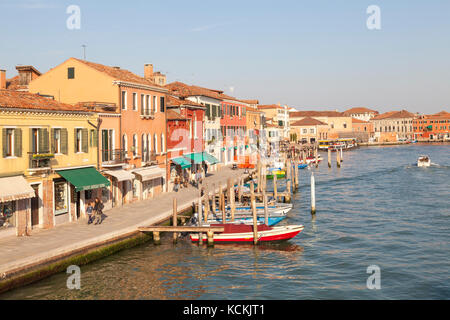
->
[[53, 129, 61, 154], [133, 93, 138, 111], [153, 96, 157, 113], [68, 67, 75, 79], [147, 134, 152, 155], [133, 134, 138, 157], [310, 128, 315, 134], [76, 129, 82, 153], [146, 95, 150, 114], [154, 134, 158, 154], [0, 201, 16, 228], [54, 180, 68, 215], [5, 129, 14, 157], [31, 128, 39, 153], [160, 96, 165, 113], [194, 115, 197, 138], [161, 134, 165, 153], [302, 129, 307, 134], [121, 91, 127, 110], [343, 123, 347, 129], [142, 134, 147, 161], [141, 94, 145, 115], [122, 134, 128, 155]]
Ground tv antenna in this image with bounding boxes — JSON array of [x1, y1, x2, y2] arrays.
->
[[82, 44, 87, 60]]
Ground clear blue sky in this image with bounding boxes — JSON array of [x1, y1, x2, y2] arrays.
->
[[1, 0, 449, 113]]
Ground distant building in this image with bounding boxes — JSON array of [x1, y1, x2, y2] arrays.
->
[[257, 104, 290, 140], [290, 117, 328, 144], [371, 110, 416, 142], [413, 111, 450, 141], [1, 65, 41, 91], [351, 118, 374, 142], [343, 107, 379, 122]]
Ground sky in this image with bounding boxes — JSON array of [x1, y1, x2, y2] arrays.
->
[[0, 0, 449, 114]]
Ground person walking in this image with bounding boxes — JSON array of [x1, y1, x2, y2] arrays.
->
[[93, 197, 104, 225], [86, 201, 94, 224]]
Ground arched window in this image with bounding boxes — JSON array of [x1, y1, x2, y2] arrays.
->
[[154, 133, 158, 154], [161, 134, 165, 153], [147, 134, 152, 155]]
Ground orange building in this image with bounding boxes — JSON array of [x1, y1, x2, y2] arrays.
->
[[413, 111, 450, 141], [351, 118, 374, 142], [29, 58, 169, 209]]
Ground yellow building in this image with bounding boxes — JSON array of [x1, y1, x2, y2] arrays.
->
[[289, 111, 353, 139], [0, 90, 109, 237], [290, 117, 329, 143]]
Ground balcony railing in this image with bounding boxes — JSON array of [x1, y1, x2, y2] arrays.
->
[[28, 152, 54, 169], [101, 149, 126, 165], [140, 111, 155, 119]]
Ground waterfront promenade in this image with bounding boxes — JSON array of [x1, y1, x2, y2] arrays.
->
[[0, 167, 248, 279]]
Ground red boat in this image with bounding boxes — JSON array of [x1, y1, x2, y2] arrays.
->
[[190, 224, 304, 243]]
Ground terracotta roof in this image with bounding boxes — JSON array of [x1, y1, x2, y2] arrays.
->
[[344, 107, 378, 115], [258, 104, 284, 110], [0, 90, 89, 112], [166, 109, 188, 120], [433, 111, 450, 116], [352, 118, 370, 123], [166, 82, 223, 100], [372, 110, 415, 120], [291, 117, 327, 126], [71, 58, 164, 89], [5, 75, 26, 91], [166, 95, 204, 108], [242, 99, 259, 104], [290, 110, 345, 117]]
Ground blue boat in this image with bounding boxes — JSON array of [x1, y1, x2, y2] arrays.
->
[[294, 163, 308, 169]]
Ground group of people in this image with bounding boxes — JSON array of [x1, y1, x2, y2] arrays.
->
[[173, 162, 209, 192], [86, 197, 104, 225]]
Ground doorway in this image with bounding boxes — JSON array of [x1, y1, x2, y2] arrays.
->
[[31, 185, 40, 227]]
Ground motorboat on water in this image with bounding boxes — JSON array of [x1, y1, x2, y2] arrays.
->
[[190, 223, 304, 243], [417, 155, 431, 167], [205, 215, 286, 226]]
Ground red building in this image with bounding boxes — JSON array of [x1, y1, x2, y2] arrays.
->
[[413, 111, 450, 141], [219, 94, 248, 164], [166, 95, 208, 190]]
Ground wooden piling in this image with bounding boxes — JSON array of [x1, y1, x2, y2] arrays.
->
[[204, 194, 209, 223], [294, 159, 299, 190], [173, 198, 177, 243], [250, 182, 258, 245], [153, 231, 160, 245], [311, 172, 316, 215], [256, 161, 261, 193], [328, 147, 331, 168], [221, 191, 226, 224], [273, 171, 278, 202], [286, 160, 291, 202], [212, 183, 216, 214], [263, 190, 269, 226], [207, 230, 214, 247], [228, 178, 235, 222], [340, 147, 343, 162], [198, 193, 203, 244], [337, 147, 341, 168]]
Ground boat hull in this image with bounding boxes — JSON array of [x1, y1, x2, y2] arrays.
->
[[190, 225, 304, 243], [206, 215, 285, 226]]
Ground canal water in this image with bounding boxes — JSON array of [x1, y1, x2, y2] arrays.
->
[[2, 144, 449, 299]]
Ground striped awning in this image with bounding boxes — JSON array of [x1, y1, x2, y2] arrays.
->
[[0, 176, 35, 203], [133, 167, 166, 182], [103, 170, 134, 182]]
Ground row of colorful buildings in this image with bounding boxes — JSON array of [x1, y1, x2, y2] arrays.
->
[[0, 59, 448, 237]]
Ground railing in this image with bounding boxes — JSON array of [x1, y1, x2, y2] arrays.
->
[[28, 152, 54, 169], [140, 111, 155, 119], [101, 149, 126, 165]]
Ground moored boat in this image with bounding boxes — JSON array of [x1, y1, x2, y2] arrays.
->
[[266, 169, 286, 179], [190, 224, 304, 243], [206, 215, 286, 226]]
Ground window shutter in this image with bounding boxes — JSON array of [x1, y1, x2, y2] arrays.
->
[[14, 128, 22, 157], [51, 128, 55, 153], [61, 128, 68, 154], [39, 128, 49, 153], [29, 128, 33, 153], [74, 128, 78, 152], [93, 130, 98, 147], [2, 128, 7, 158], [82, 129, 88, 153]]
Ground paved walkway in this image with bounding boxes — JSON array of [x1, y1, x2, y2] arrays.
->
[[0, 167, 249, 276]]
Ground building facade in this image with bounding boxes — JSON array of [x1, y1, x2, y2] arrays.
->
[[413, 111, 450, 141], [372, 110, 416, 142]]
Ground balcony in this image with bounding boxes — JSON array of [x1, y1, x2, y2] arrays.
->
[[140, 111, 155, 120], [101, 149, 126, 167], [141, 152, 158, 165], [28, 152, 54, 171]]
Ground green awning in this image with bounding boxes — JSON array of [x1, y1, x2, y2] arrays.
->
[[57, 167, 111, 192], [172, 157, 191, 169], [183, 152, 219, 165]]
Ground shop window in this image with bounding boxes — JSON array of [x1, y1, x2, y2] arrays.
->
[[85, 189, 93, 200], [54, 180, 68, 215], [0, 201, 16, 229]]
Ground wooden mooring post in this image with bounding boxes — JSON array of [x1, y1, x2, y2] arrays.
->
[[311, 172, 316, 215], [263, 190, 269, 226], [328, 147, 332, 168], [273, 172, 278, 202], [285, 159, 291, 202], [198, 192, 203, 244], [173, 198, 178, 243], [337, 147, 341, 168], [212, 183, 216, 214], [294, 159, 299, 191], [250, 181, 258, 245]]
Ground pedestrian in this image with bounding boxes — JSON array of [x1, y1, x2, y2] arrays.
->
[[86, 201, 94, 224], [174, 176, 179, 192], [93, 197, 104, 225]]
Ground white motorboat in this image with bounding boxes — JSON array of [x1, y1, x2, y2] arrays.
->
[[417, 155, 431, 167]]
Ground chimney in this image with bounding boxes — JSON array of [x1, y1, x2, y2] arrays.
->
[[144, 64, 153, 80], [0, 69, 6, 89]]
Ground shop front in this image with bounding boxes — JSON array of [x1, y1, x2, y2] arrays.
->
[[0, 175, 36, 237], [132, 166, 166, 200], [55, 167, 111, 223], [103, 169, 134, 208]]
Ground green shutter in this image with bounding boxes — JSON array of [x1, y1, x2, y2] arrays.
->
[[160, 96, 165, 112], [51, 128, 55, 153], [14, 128, 22, 157], [39, 128, 49, 153], [82, 129, 88, 153], [74, 128, 78, 152], [2, 128, 6, 158], [206, 104, 211, 119], [61, 128, 68, 154]]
